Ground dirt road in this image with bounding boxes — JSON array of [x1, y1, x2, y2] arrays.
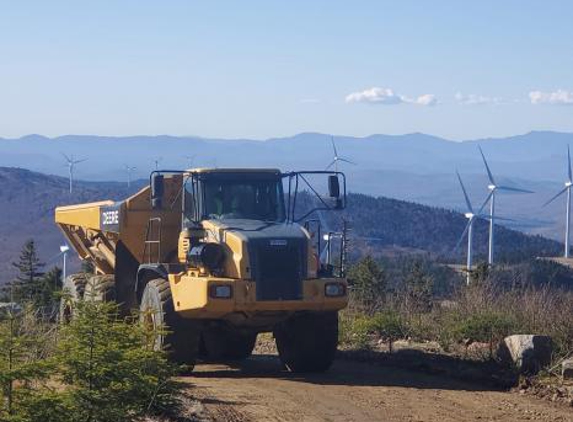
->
[[188, 354, 572, 422]]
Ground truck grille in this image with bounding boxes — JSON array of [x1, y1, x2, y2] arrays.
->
[[250, 239, 306, 301]]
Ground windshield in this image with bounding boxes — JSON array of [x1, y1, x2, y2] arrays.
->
[[201, 177, 285, 222]]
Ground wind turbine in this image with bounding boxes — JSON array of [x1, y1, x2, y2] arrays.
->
[[153, 157, 163, 171], [124, 165, 136, 188], [543, 145, 573, 258], [478, 146, 532, 265], [455, 171, 516, 283], [62, 153, 87, 194], [326, 137, 356, 171], [455, 172, 478, 285]]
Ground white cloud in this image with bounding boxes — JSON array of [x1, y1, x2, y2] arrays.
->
[[409, 94, 438, 106], [529, 89, 573, 105], [345, 87, 403, 105], [345, 87, 437, 106], [455, 92, 502, 105]]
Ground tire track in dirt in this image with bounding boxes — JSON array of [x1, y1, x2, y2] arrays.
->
[[185, 355, 572, 422]]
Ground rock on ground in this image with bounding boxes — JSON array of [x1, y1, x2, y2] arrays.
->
[[497, 335, 552, 375], [562, 358, 573, 379]]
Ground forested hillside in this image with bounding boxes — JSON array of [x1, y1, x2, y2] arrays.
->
[[0, 167, 563, 285], [341, 193, 562, 262], [0, 167, 145, 283]]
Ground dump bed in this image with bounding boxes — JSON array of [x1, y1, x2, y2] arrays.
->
[[55, 175, 183, 275]]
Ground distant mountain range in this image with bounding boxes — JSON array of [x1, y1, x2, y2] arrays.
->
[[1, 131, 573, 239], [0, 167, 561, 286]]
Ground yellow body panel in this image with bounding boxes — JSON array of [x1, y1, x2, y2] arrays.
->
[[55, 200, 114, 230], [168, 273, 347, 319]]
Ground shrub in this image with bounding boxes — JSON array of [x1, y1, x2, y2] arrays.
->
[[55, 300, 182, 422], [0, 300, 184, 422], [367, 311, 405, 353], [338, 312, 372, 350], [339, 310, 407, 352], [450, 312, 517, 357]]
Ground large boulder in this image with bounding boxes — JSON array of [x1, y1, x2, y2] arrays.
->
[[497, 335, 552, 375]]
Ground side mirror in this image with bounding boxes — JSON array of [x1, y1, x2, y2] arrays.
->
[[151, 174, 164, 209], [328, 175, 340, 198]]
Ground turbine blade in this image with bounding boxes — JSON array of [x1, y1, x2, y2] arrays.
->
[[488, 215, 516, 222], [476, 191, 494, 216], [543, 186, 568, 207], [338, 157, 357, 165], [61, 152, 71, 162], [456, 171, 474, 213], [454, 219, 472, 252], [478, 146, 495, 185], [498, 185, 534, 194], [567, 145, 573, 182], [331, 136, 338, 157], [325, 160, 336, 170], [73, 158, 88, 164]]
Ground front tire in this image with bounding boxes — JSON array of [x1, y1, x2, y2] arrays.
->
[[274, 312, 338, 373], [139, 278, 200, 368]]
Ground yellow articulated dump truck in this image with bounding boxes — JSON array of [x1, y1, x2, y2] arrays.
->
[[55, 168, 348, 372]]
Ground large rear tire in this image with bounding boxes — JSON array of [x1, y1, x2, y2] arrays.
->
[[274, 312, 338, 373], [200, 327, 257, 361], [139, 278, 200, 368], [59, 273, 88, 323]]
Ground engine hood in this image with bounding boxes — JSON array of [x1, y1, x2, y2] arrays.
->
[[200, 219, 314, 280], [202, 219, 308, 242]]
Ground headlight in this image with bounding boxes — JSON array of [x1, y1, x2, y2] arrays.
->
[[325, 282, 346, 297], [209, 284, 233, 299]]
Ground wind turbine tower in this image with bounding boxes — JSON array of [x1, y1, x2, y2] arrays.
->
[[478, 146, 532, 265], [62, 153, 87, 195], [153, 157, 163, 171], [456, 172, 477, 285], [125, 165, 136, 189], [543, 145, 573, 258]]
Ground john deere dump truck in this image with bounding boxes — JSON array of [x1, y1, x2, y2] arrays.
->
[[55, 168, 348, 372]]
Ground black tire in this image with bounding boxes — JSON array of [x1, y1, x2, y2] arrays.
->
[[274, 312, 338, 373], [84, 275, 116, 303], [59, 273, 88, 323], [139, 278, 200, 368], [200, 327, 257, 361]]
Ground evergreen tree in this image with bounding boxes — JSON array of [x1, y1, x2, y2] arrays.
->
[[0, 305, 54, 421], [8, 240, 45, 305], [348, 256, 386, 311], [55, 301, 181, 422], [36, 267, 63, 316], [402, 261, 434, 314]]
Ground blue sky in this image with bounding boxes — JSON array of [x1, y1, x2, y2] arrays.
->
[[1, 0, 572, 140]]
